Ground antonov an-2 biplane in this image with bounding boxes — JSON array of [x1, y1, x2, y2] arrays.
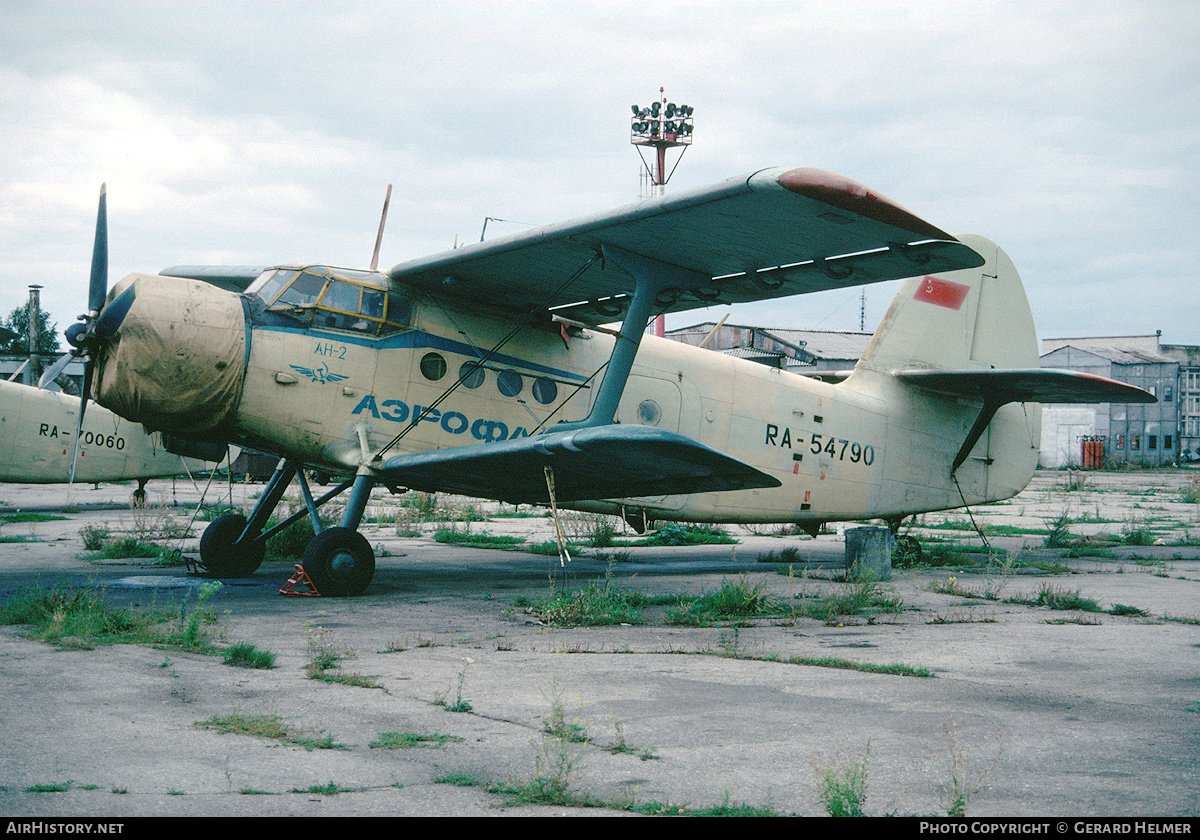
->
[[0, 375, 226, 498], [64, 169, 1153, 595]]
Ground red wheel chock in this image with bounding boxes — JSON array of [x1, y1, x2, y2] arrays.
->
[[280, 564, 322, 597]]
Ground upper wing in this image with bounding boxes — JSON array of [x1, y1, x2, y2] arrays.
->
[[388, 167, 985, 324], [159, 266, 268, 293], [377, 424, 780, 505]]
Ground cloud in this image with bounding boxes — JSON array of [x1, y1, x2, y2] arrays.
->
[[0, 1, 1196, 344]]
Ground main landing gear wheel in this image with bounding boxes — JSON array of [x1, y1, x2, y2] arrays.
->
[[303, 527, 375, 597], [199, 513, 266, 578]]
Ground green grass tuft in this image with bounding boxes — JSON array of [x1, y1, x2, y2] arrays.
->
[[222, 641, 276, 669]]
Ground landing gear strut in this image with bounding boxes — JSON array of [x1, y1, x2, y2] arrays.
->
[[195, 457, 377, 595]]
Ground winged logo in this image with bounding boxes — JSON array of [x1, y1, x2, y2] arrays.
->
[[290, 363, 349, 384]]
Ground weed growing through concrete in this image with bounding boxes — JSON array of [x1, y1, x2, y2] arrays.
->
[[541, 677, 589, 743], [1007, 583, 1102, 613], [919, 712, 1004, 817], [511, 715, 592, 806], [813, 743, 870, 817], [1044, 509, 1075, 548], [222, 641, 276, 669], [434, 527, 525, 548], [195, 713, 349, 751], [434, 658, 473, 712], [290, 782, 364, 795], [174, 582, 223, 650], [666, 574, 781, 626], [0, 581, 223, 653], [369, 731, 464, 749], [305, 624, 381, 688]]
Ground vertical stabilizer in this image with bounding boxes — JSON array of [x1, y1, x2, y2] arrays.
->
[[856, 234, 1039, 374], [850, 234, 1042, 510]]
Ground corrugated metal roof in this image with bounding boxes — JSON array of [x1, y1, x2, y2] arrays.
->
[[668, 322, 872, 361], [1042, 344, 1175, 365]]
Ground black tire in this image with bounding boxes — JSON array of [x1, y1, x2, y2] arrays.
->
[[303, 527, 375, 596], [199, 513, 265, 577]]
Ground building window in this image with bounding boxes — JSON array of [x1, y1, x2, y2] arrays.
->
[[1131, 436, 1140, 450], [1116, 435, 1125, 449], [1148, 435, 1157, 450], [1165, 435, 1173, 450]]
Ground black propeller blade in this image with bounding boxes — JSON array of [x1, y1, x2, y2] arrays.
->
[[65, 184, 109, 489]]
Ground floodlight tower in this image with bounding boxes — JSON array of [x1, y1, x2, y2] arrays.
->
[[630, 87, 694, 198], [631, 88, 694, 335]]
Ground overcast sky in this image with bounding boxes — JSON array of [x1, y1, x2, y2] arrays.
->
[[2, 0, 1197, 352]]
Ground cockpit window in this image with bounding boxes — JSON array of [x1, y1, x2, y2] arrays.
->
[[250, 265, 411, 336], [321, 280, 360, 314], [250, 269, 299, 306], [277, 270, 329, 308]]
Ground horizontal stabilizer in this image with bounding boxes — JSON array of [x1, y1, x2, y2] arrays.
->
[[895, 368, 1157, 405], [377, 425, 781, 504]]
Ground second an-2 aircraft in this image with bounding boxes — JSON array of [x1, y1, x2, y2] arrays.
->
[[65, 168, 1153, 594]]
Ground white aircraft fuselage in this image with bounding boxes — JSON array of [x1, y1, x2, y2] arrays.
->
[[0, 378, 209, 485], [93, 234, 1042, 529]]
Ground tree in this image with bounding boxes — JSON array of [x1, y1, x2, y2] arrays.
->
[[1, 303, 60, 356]]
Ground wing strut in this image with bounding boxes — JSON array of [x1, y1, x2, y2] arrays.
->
[[557, 244, 706, 431]]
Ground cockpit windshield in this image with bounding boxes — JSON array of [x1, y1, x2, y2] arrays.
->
[[246, 266, 412, 336]]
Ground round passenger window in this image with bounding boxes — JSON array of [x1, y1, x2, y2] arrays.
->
[[497, 369, 523, 397], [420, 352, 447, 381], [458, 361, 485, 389], [532, 378, 558, 405]]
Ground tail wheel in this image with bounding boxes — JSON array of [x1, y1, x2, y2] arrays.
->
[[303, 527, 375, 596], [199, 513, 265, 577]]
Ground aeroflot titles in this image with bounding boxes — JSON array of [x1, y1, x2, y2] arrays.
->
[[351, 395, 530, 442]]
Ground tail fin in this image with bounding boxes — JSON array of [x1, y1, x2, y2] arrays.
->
[[845, 234, 1152, 511], [856, 234, 1037, 374], [850, 234, 1042, 506]]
